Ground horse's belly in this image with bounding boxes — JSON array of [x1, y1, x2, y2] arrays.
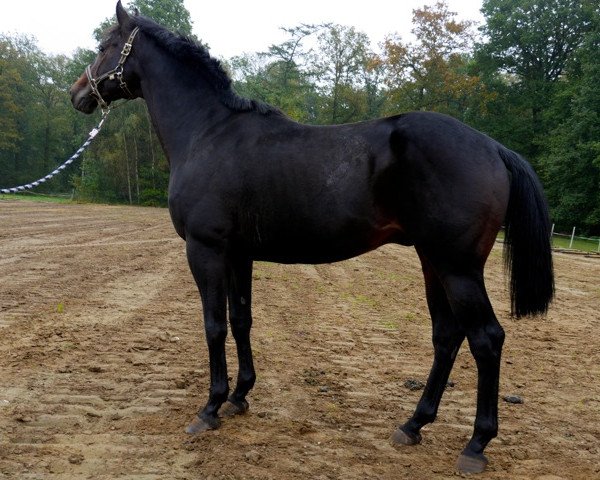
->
[[245, 220, 410, 264], [250, 244, 367, 264]]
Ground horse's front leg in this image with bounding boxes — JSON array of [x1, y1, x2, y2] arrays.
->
[[184, 237, 229, 434], [219, 254, 256, 417]]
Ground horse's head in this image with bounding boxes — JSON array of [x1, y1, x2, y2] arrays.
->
[[70, 1, 142, 114]]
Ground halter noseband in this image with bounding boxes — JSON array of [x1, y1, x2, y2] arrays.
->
[[85, 27, 140, 111]]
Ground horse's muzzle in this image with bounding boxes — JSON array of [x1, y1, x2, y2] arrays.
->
[[69, 78, 98, 115]]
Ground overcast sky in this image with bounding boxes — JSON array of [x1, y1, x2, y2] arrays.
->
[[0, 0, 484, 59]]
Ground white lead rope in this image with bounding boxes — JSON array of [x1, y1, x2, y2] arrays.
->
[[1, 109, 110, 194]]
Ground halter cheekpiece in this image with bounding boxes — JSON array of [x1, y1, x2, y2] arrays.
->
[[86, 27, 140, 111]]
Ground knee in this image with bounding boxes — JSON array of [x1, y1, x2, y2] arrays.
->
[[205, 321, 227, 344]]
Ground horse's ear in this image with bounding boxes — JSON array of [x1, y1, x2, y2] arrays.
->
[[116, 1, 133, 29]]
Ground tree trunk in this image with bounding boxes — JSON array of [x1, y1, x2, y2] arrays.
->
[[122, 133, 133, 205], [145, 109, 156, 189], [133, 137, 140, 204]]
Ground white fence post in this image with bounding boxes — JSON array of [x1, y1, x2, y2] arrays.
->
[[569, 227, 576, 249], [550, 223, 555, 246]]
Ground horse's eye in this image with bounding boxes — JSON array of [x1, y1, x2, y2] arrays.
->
[[99, 45, 106, 53]]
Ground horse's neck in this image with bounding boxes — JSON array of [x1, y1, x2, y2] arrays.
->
[[138, 49, 231, 163]]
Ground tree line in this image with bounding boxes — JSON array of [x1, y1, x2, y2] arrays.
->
[[0, 0, 598, 234]]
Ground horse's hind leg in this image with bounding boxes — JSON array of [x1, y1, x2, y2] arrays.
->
[[392, 252, 465, 446], [440, 267, 505, 474], [219, 254, 256, 417]]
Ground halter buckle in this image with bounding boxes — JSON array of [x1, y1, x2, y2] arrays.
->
[[121, 43, 132, 56]]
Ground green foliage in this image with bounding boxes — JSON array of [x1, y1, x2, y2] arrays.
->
[[229, 52, 320, 123], [230, 24, 326, 123], [540, 26, 600, 233], [312, 25, 377, 123], [72, 100, 169, 206], [131, 0, 193, 35], [0, 56, 22, 152], [476, 0, 595, 158], [472, 0, 600, 234], [94, 0, 195, 43], [479, 0, 594, 82], [0, 33, 86, 191]]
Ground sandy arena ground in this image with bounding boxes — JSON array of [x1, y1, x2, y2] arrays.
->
[[0, 199, 598, 479]]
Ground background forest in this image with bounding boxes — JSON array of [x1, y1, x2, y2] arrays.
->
[[0, 0, 598, 234]]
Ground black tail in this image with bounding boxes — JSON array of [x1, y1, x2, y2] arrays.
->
[[498, 147, 554, 317]]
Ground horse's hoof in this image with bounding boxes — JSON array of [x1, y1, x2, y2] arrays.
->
[[390, 427, 422, 446], [456, 451, 488, 474], [219, 399, 249, 417], [184, 415, 220, 434]]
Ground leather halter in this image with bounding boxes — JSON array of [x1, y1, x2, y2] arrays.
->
[[85, 27, 140, 111]]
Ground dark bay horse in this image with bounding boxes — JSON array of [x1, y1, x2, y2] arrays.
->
[[70, 2, 554, 474]]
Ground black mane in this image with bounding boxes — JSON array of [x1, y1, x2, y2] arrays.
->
[[130, 16, 282, 116]]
